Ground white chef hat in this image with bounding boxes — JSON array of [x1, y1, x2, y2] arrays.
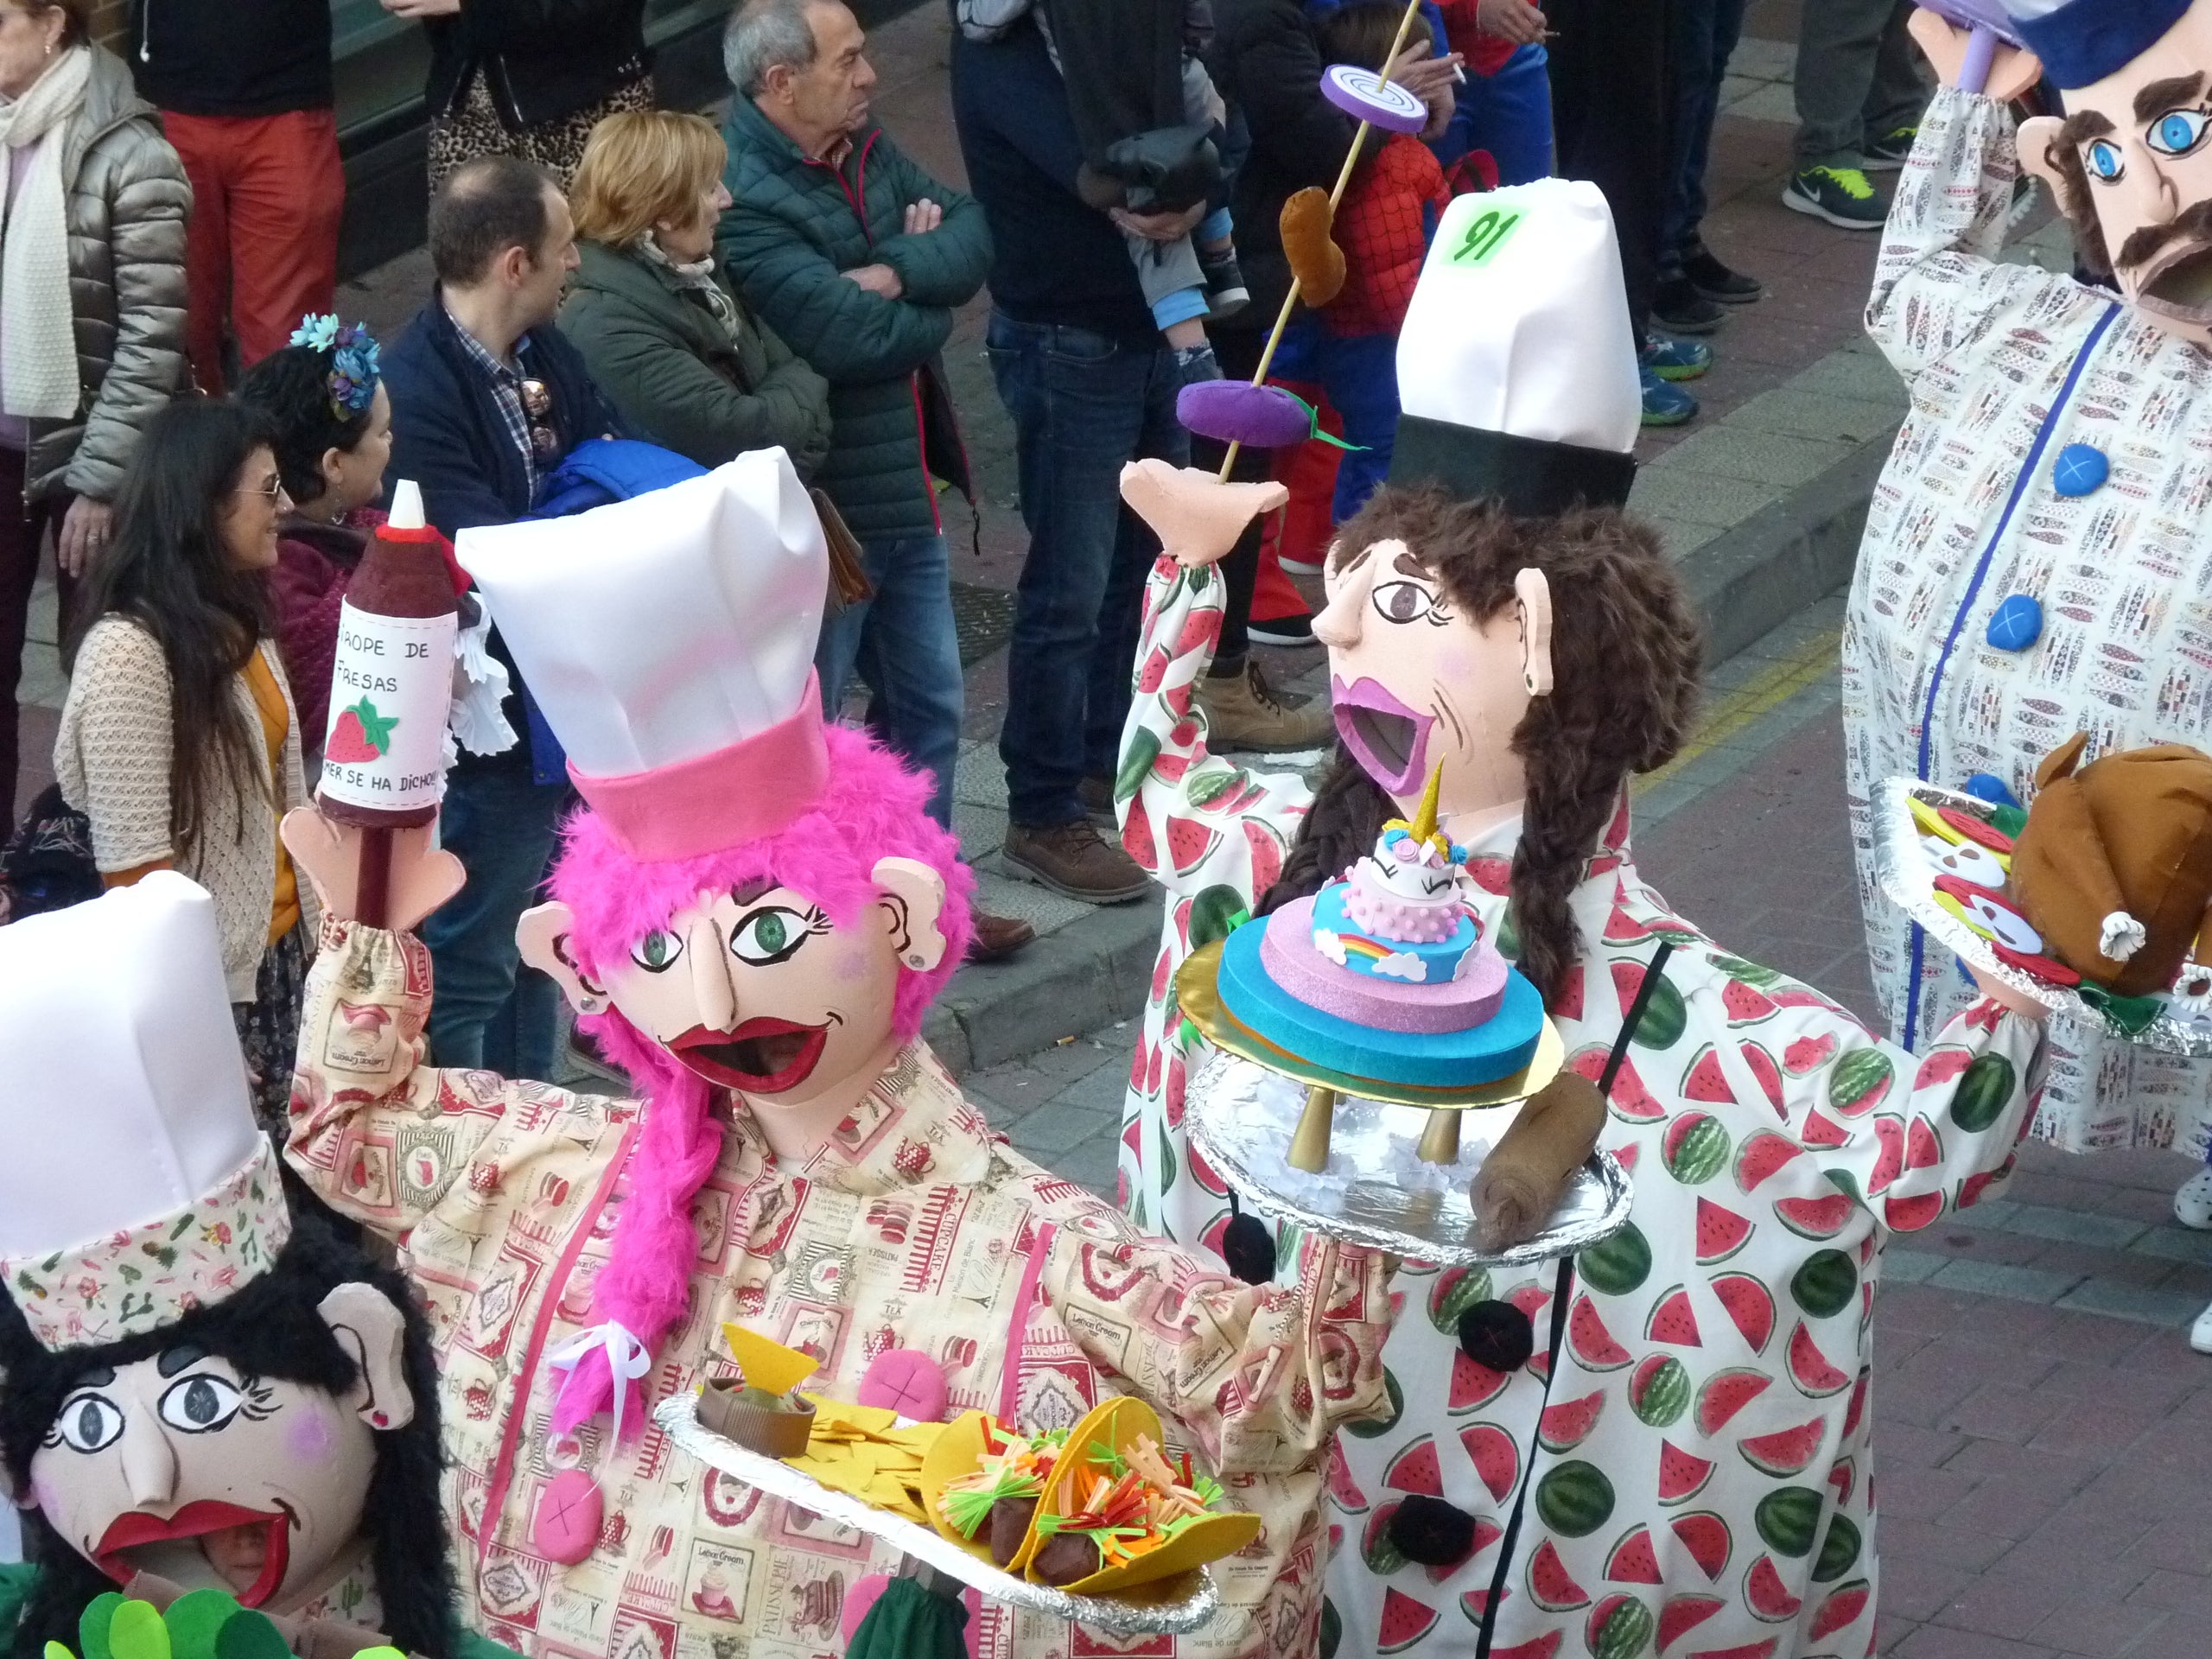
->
[[455, 449, 831, 861], [1389, 179, 1643, 517], [0, 874, 290, 1351]]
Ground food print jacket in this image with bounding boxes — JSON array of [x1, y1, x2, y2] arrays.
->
[[284, 915, 1396, 1659], [1842, 85, 2212, 1158], [1119, 555, 2045, 1658]]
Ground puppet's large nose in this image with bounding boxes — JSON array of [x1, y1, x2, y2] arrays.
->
[[1313, 557, 1370, 651], [119, 1414, 179, 1510], [690, 918, 738, 1033]]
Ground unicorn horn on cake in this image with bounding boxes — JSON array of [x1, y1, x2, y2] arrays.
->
[[1385, 764, 1460, 866]]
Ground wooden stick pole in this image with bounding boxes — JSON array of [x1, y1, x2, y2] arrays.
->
[[1217, 0, 1432, 481], [356, 824, 394, 931]]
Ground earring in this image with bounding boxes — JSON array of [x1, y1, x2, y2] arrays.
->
[[1524, 671, 1542, 696], [579, 995, 606, 1014], [904, 951, 926, 969]]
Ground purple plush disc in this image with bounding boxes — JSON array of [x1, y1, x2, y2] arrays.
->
[[1260, 895, 1508, 1033], [1321, 65, 1428, 135], [1178, 380, 1313, 448]]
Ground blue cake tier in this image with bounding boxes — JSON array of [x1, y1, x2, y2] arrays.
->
[[1217, 912, 1546, 1087], [1311, 880, 1480, 983]]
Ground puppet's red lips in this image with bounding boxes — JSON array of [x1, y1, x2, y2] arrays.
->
[[671, 1019, 830, 1095], [94, 1499, 292, 1605]]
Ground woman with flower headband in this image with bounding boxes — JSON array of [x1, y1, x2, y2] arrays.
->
[[238, 316, 404, 772], [51, 399, 320, 1141]]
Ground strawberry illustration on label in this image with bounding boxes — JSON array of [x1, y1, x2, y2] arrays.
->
[[327, 696, 398, 764]]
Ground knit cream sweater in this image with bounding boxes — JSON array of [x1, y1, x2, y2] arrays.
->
[[54, 617, 316, 1001]]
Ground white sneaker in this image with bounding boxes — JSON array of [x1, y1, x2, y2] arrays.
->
[[2177, 1167, 2212, 1230], [1278, 555, 1324, 576], [2191, 1298, 2212, 1355]]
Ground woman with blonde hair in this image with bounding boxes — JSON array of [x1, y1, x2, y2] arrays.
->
[[558, 108, 830, 472]]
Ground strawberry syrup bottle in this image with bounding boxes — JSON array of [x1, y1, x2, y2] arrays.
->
[[318, 480, 461, 926]]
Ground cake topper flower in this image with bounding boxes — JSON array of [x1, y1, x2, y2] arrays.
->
[[290, 313, 382, 422]]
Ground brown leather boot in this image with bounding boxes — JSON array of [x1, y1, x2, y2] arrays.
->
[[1002, 820, 1153, 904], [967, 909, 1037, 963], [1198, 658, 1333, 753]]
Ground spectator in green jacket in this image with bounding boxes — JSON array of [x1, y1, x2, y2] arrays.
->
[[560, 110, 831, 475], [719, 0, 1034, 962]]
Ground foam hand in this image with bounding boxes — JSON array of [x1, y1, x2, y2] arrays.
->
[[1468, 1071, 1605, 1252], [1281, 188, 1346, 306], [1120, 459, 1289, 569], [282, 807, 466, 932]]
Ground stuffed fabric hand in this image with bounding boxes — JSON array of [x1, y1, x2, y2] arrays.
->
[[1120, 459, 1289, 569], [1466, 1071, 1605, 1252], [281, 808, 466, 933], [1904, 8, 2043, 99], [1281, 188, 1348, 307]]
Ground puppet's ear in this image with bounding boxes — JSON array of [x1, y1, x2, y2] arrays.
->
[[1515, 568, 1555, 697], [874, 857, 949, 973], [319, 1282, 416, 1431], [2016, 116, 2070, 196], [518, 902, 607, 1015]]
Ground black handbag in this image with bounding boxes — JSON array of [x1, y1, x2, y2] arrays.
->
[[0, 782, 101, 922], [1097, 122, 1223, 213]]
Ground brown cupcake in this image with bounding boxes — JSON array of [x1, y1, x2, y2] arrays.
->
[[697, 1378, 816, 1458]]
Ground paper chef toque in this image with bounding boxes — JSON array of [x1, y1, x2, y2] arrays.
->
[[1390, 179, 1643, 518], [0, 874, 290, 1352], [2004, 0, 2192, 88], [456, 448, 830, 861]]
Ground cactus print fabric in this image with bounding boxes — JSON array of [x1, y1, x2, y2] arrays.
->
[[1843, 86, 2212, 1158], [1119, 553, 2045, 1656]]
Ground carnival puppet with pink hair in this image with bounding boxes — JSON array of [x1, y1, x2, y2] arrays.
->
[[275, 451, 1398, 1659]]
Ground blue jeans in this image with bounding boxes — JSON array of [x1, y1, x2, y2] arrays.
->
[[815, 532, 963, 830], [986, 313, 1187, 828], [421, 763, 569, 1078], [1664, 0, 1750, 264], [1434, 43, 1554, 186], [1270, 320, 1400, 525]]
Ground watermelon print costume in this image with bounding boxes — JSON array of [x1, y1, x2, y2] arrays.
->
[[1116, 553, 2046, 1658]]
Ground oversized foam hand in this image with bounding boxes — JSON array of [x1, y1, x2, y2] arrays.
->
[[282, 807, 467, 932], [1907, 7, 2044, 99], [1120, 459, 1289, 569]]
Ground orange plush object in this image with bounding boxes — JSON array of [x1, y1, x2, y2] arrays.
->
[[1280, 187, 1348, 307], [2007, 734, 2212, 996]]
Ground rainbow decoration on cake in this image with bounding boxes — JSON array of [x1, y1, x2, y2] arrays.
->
[[1215, 770, 1546, 1086]]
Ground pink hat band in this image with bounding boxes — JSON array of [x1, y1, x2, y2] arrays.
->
[[569, 671, 832, 861]]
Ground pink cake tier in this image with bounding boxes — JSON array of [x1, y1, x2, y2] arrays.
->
[[1260, 893, 1510, 1034]]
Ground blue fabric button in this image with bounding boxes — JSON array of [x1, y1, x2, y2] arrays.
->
[[2052, 442, 2108, 497], [1962, 772, 2023, 810], [1986, 594, 2044, 652]]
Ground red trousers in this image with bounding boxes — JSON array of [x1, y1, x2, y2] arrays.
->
[[164, 109, 344, 394]]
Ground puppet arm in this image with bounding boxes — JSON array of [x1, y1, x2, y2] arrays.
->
[[1040, 1209, 1395, 1475], [1115, 553, 1316, 906], [1785, 994, 2044, 1239], [284, 916, 626, 1241], [1862, 85, 2065, 384]]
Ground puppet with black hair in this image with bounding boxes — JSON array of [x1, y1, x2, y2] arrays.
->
[[0, 876, 476, 1659], [1114, 179, 2051, 1659], [1840, 1, 2212, 1319]]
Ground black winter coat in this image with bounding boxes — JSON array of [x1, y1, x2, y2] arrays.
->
[[425, 0, 648, 131]]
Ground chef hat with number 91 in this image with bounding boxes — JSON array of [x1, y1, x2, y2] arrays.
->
[[1389, 179, 1644, 518]]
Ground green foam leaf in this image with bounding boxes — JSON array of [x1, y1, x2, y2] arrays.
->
[[162, 1590, 245, 1659], [78, 1592, 124, 1659], [105, 1600, 169, 1659], [211, 1611, 288, 1659], [47, 1641, 80, 1659]]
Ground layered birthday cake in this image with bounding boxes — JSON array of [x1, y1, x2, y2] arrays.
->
[[1215, 776, 1545, 1087]]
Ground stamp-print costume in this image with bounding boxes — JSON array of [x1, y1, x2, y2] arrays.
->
[[285, 914, 1395, 1659], [1119, 554, 2044, 1656], [1842, 85, 2212, 1157]]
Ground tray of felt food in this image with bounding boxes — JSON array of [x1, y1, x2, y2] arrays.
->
[[1872, 776, 2212, 1054], [658, 1390, 1249, 1635]]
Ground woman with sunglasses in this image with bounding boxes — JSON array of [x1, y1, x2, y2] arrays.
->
[[51, 400, 317, 1140]]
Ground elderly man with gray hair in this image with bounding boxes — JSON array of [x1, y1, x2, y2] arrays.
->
[[715, 0, 1035, 960]]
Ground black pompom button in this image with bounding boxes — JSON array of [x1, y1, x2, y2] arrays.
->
[[1388, 1494, 1478, 1567], [1459, 1300, 1535, 1371], [1222, 1212, 1277, 1286]]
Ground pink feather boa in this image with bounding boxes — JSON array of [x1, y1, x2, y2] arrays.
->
[[543, 723, 975, 1436]]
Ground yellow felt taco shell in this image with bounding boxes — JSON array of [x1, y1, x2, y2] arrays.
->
[[920, 1410, 1005, 1562], [1029, 1397, 1262, 1597]]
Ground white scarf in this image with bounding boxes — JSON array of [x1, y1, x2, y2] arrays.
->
[[0, 46, 91, 421]]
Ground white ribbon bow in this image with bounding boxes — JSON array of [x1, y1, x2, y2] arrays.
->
[[547, 1320, 652, 1432]]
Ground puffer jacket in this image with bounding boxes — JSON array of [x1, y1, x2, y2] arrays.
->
[[22, 46, 191, 505], [717, 97, 988, 543], [557, 238, 832, 474]]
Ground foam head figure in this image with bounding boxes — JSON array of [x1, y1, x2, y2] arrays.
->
[[454, 451, 972, 1437], [2007, 0, 2212, 342], [1316, 181, 1643, 836], [0, 877, 454, 1657]]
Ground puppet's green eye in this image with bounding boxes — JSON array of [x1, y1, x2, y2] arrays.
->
[[730, 906, 809, 966], [632, 931, 683, 973]]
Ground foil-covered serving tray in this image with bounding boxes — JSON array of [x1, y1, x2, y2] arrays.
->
[[1185, 1048, 1633, 1266], [654, 1394, 1224, 1635], [1872, 775, 2212, 1055]]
